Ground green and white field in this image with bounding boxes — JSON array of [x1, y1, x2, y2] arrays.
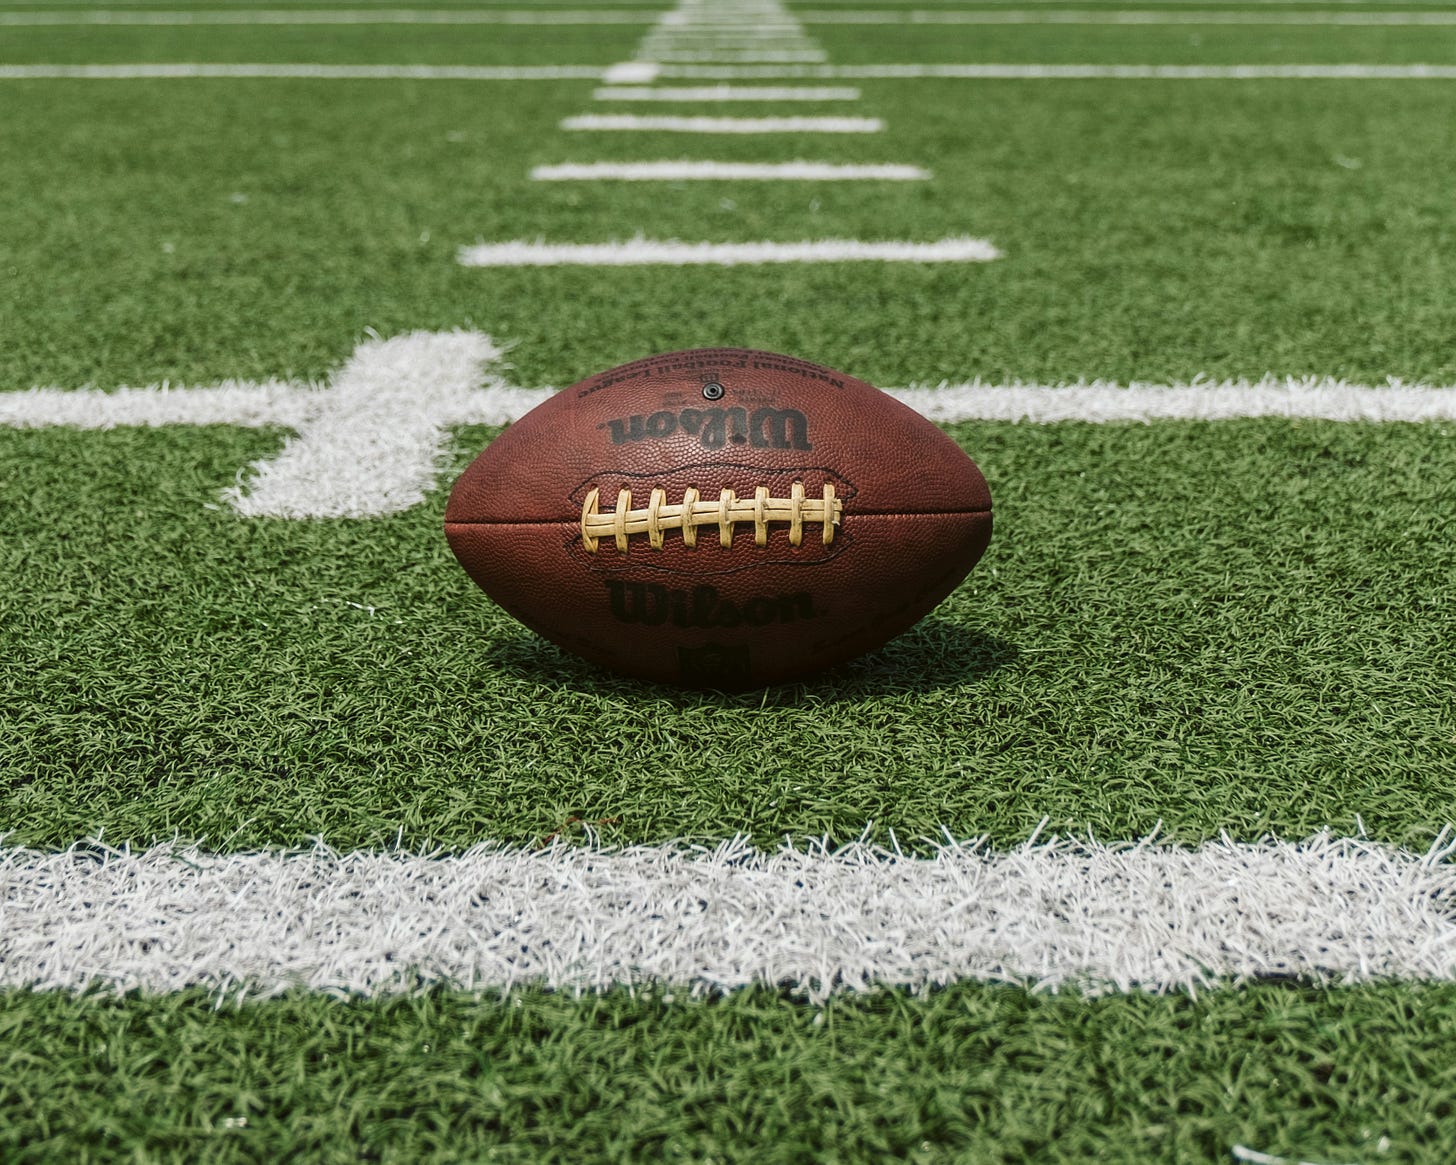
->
[[2, 0, 1455, 1161]]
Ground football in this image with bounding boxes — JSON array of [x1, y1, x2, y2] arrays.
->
[[445, 348, 992, 689]]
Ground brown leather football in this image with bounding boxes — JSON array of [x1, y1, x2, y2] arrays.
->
[[445, 348, 992, 689]]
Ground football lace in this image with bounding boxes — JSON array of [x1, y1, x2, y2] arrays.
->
[[580, 483, 841, 552]]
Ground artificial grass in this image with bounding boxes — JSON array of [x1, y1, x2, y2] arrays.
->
[[2, 416, 1451, 853], [1, 71, 1454, 393], [1, 8, 1454, 1161], [2, 6, 1453, 855], [3, 980, 1454, 1164]]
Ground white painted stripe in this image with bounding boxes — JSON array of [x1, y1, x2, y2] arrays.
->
[[795, 0, 1456, 4], [0, 381, 321, 430], [0, 8, 663, 25], [639, 29, 812, 40], [457, 236, 1001, 266], [658, 62, 1456, 80], [646, 49, 829, 62], [638, 39, 821, 51], [797, 9, 1456, 26], [660, 12, 802, 27], [219, 331, 521, 519], [601, 60, 660, 83], [530, 161, 932, 180], [6, 831, 1456, 1000], [12, 347, 1453, 524], [637, 43, 826, 56], [561, 113, 883, 133], [705, 0, 1456, 5], [10, 63, 1448, 85], [9, 366, 1455, 437], [0, 62, 609, 80], [592, 85, 863, 101], [655, 23, 804, 33], [885, 377, 1456, 423]]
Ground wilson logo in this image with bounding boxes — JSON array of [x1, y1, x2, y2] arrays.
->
[[603, 407, 811, 451], [607, 581, 816, 627]]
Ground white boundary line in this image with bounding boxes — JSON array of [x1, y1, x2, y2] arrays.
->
[[656, 62, 1456, 79], [633, 0, 827, 67], [6, 830, 1456, 1000], [591, 85, 863, 101], [645, 49, 830, 62], [530, 161, 933, 180], [219, 331, 513, 519], [0, 62, 610, 80], [6, 63, 1456, 83], [797, 9, 1456, 25], [456, 237, 1001, 265], [601, 60, 660, 83], [884, 377, 1456, 423], [560, 113, 883, 133], [12, 9, 1455, 26], [0, 8, 663, 24], [9, 335, 1455, 522]]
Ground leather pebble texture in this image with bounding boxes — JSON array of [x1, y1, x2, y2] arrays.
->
[[445, 348, 992, 689]]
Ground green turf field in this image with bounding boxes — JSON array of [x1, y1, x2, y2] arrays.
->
[[3, 1, 1456, 1161]]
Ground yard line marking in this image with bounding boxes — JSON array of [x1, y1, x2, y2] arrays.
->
[[601, 60, 660, 83], [4, 0, 1415, 5], [11, 63, 1448, 84], [655, 23, 804, 32], [2, 332, 551, 519], [219, 331, 515, 519], [12, 338, 1453, 524], [561, 113, 883, 133], [885, 377, 1456, 423], [638, 41, 823, 53], [592, 85, 863, 101], [457, 237, 1001, 266], [0, 381, 322, 430], [0, 8, 664, 25], [638, 38, 817, 49], [654, 62, 1456, 80], [0, 62, 611, 80], [7, 830, 1456, 1001], [9, 355, 1455, 437], [813, 0, 1456, 5], [647, 49, 829, 62], [530, 161, 931, 180], [633, 0, 828, 67], [766, 0, 1456, 4], [639, 28, 812, 38], [796, 9, 1456, 26]]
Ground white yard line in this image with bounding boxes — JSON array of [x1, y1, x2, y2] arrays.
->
[[0, 380, 323, 430], [0, 8, 663, 24], [633, 0, 827, 66], [6, 831, 1456, 1001], [457, 237, 1000, 265], [8, 63, 1454, 83], [884, 376, 1456, 423], [8, 328, 1456, 528], [560, 113, 883, 132], [591, 85, 863, 101], [645, 49, 830, 61], [655, 62, 1456, 79], [601, 60, 660, 83], [805, 0, 1456, 5], [796, 9, 1456, 25], [217, 331, 514, 519], [0, 62, 610, 80], [530, 160, 932, 179]]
